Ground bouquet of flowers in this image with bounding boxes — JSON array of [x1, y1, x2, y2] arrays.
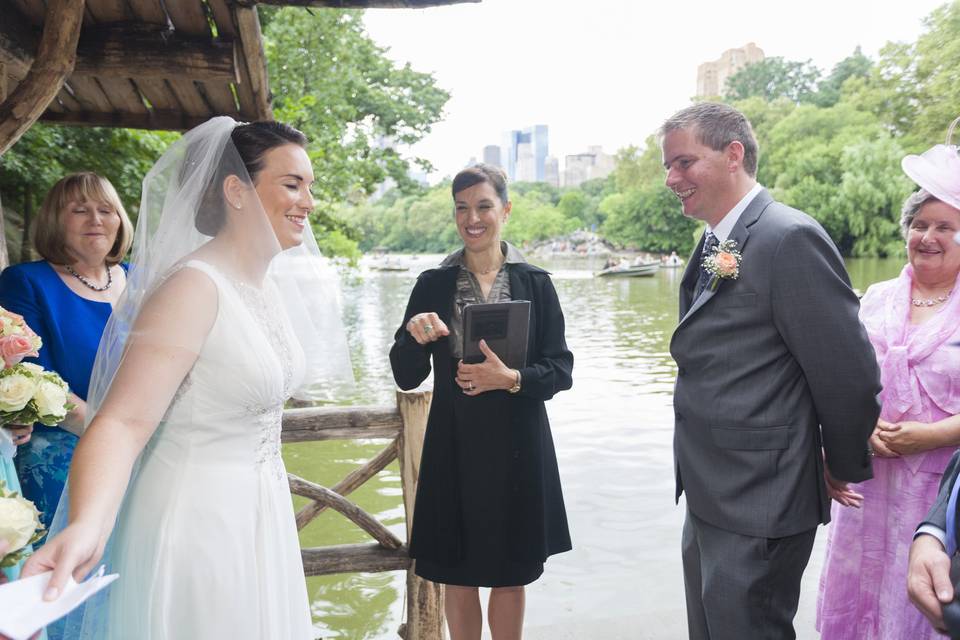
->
[[0, 479, 46, 568], [0, 306, 73, 427]]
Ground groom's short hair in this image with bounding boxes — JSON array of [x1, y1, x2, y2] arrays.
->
[[659, 103, 759, 178]]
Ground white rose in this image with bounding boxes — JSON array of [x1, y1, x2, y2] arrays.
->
[[34, 380, 68, 418], [0, 494, 40, 552], [0, 374, 37, 412], [19, 363, 44, 376]]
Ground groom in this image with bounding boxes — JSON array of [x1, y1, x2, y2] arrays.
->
[[663, 103, 881, 639]]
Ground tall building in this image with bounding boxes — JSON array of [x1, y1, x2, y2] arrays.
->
[[501, 125, 548, 182], [562, 146, 614, 188], [696, 42, 765, 97], [482, 145, 502, 168], [544, 156, 560, 188]]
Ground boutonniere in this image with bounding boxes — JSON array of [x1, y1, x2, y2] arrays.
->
[[702, 240, 742, 291]]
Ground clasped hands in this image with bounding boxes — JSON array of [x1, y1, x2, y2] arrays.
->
[[825, 418, 940, 509], [405, 312, 516, 396], [872, 418, 940, 457]]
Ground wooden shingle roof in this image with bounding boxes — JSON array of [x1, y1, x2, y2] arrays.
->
[[0, 0, 475, 132]]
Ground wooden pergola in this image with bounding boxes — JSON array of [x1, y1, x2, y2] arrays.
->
[[0, 0, 475, 267]]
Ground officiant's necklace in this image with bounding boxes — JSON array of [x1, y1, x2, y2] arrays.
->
[[468, 255, 504, 276], [911, 289, 952, 307]]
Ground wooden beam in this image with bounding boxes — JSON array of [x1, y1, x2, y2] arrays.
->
[[301, 543, 410, 577], [39, 108, 208, 131], [250, 0, 478, 6], [281, 405, 402, 442], [233, 5, 272, 120], [295, 437, 399, 530], [0, 20, 239, 84], [0, 5, 34, 77], [0, 0, 84, 155], [74, 26, 238, 82], [287, 472, 404, 549]]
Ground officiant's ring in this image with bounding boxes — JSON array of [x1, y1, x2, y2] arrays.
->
[[424, 324, 433, 332], [469, 382, 474, 391]]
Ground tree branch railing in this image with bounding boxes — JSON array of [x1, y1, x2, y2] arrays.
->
[[281, 390, 444, 639]]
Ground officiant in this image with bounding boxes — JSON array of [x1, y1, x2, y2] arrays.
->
[[390, 163, 573, 639]]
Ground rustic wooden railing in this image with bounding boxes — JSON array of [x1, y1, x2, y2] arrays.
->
[[281, 389, 445, 639]]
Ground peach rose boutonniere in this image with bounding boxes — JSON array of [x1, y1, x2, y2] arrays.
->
[[702, 240, 742, 291]]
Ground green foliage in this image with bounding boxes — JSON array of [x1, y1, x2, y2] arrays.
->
[[0, 125, 174, 218], [812, 46, 873, 108], [600, 185, 698, 254], [724, 57, 822, 104], [263, 7, 448, 210]]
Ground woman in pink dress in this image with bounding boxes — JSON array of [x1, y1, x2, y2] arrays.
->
[[817, 142, 960, 639]]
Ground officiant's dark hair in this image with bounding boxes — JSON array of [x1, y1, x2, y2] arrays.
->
[[194, 120, 308, 236], [452, 164, 509, 205], [659, 103, 759, 177]]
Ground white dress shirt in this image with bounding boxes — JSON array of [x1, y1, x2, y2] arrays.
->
[[707, 183, 763, 242]]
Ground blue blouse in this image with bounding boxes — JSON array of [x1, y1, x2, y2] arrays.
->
[[0, 261, 118, 529]]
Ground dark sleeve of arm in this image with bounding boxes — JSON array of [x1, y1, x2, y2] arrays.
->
[[771, 224, 881, 483], [920, 450, 960, 531], [518, 276, 573, 402], [389, 275, 433, 391], [0, 266, 54, 370]]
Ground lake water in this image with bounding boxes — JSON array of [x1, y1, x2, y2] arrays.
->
[[284, 255, 905, 639]]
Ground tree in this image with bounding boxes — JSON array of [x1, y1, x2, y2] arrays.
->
[[0, 125, 174, 260], [600, 185, 698, 254], [264, 8, 448, 211], [842, 1, 960, 148], [812, 46, 873, 108], [724, 57, 822, 104]]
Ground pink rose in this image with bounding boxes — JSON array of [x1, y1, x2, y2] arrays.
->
[[0, 335, 38, 367], [714, 252, 739, 277]]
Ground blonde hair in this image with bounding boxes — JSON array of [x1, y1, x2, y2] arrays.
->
[[32, 172, 134, 266]]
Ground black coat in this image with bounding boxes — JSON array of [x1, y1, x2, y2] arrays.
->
[[390, 262, 573, 564]]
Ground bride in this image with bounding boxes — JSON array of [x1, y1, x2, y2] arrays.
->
[[22, 117, 352, 639]]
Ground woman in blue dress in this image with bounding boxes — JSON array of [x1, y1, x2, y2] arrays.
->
[[0, 172, 132, 533]]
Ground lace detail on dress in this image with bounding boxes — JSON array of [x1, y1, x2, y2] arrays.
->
[[247, 405, 285, 479], [232, 281, 296, 399], [231, 279, 293, 478]]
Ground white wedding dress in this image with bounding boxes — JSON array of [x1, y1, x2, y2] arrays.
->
[[99, 260, 313, 639]]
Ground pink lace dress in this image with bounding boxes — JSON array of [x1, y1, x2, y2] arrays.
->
[[817, 264, 960, 639]]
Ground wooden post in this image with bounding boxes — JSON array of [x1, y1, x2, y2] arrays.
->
[[0, 0, 84, 155], [396, 390, 445, 640]]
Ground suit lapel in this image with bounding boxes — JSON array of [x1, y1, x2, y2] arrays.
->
[[676, 189, 771, 328], [679, 234, 705, 319]]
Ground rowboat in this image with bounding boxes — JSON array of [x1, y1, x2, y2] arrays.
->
[[594, 262, 660, 277]]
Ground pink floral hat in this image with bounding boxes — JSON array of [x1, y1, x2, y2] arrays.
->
[[901, 116, 960, 211]]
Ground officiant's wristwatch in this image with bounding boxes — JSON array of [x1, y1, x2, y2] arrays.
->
[[508, 369, 522, 394]]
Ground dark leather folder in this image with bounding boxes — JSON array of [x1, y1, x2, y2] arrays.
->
[[462, 300, 530, 368]]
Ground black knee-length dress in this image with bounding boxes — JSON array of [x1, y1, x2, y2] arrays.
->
[[390, 243, 573, 587]]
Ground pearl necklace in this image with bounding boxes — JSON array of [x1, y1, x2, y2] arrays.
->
[[66, 264, 112, 291], [911, 289, 952, 307]]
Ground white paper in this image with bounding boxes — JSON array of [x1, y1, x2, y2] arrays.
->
[[0, 566, 118, 640]]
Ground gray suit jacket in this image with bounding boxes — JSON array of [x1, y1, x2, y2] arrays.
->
[[921, 449, 960, 533], [671, 189, 881, 539]]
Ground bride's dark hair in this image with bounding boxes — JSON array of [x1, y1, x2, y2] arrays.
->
[[195, 120, 308, 236]]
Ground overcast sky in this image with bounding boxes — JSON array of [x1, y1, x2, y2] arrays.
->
[[363, 0, 947, 182]]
